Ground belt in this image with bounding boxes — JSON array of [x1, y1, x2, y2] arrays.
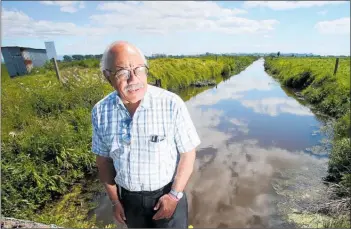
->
[[119, 182, 173, 196]]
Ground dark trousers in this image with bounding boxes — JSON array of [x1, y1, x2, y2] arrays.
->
[[118, 183, 188, 228]]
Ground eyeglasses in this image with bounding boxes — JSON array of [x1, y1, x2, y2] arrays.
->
[[106, 65, 149, 81]]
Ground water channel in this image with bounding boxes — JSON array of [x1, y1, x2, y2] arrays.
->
[[93, 58, 330, 228]]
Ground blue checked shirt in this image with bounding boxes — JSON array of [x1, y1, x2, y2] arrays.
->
[[92, 85, 201, 191]]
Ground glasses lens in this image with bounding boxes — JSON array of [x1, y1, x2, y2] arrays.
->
[[116, 69, 130, 80], [135, 66, 148, 77]]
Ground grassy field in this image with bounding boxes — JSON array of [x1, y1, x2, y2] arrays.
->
[[147, 56, 256, 91], [264, 57, 350, 118], [264, 56, 350, 228], [1, 55, 256, 227]]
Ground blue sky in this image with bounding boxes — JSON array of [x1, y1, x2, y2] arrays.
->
[[2, 1, 350, 56]]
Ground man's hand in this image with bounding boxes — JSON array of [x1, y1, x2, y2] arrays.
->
[[152, 194, 178, 220], [112, 201, 127, 224]]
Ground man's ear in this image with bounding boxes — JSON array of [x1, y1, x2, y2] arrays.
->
[[102, 70, 112, 84], [103, 69, 110, 78]]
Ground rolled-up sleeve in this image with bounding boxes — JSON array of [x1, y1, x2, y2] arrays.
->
[[92, 106, 110, 157], [174, 98, 201, 154]]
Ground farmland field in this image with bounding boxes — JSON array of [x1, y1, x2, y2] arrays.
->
[[1, 56, 256, 227]]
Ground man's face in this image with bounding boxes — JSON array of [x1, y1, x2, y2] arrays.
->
[[107, 45, 148, 104]]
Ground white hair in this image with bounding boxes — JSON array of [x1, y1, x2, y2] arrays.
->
[[100, 41, 148, 73]]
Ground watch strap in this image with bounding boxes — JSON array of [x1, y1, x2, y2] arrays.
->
[[168, 193, 179, 201], [170, 189, 178, 197], [170, 189, 183, 199]]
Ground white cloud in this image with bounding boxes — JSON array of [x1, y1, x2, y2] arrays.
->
[[228, 118, 249, 134], [40, 1, 85, 13], [92, 1, 279, 35], [241, 98, 314, 117], [315, 17, 350, 35], [317, 10, 328, 15], [243, 1, 347, 10], [2, 2, 280, 49], [2, 9, 107, 39]]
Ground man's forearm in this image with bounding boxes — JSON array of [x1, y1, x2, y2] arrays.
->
[[171, 149, 196, 192], [96, 156, 119, 202]]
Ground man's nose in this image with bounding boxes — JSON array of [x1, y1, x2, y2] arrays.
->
[[127, 70, 139, 84]]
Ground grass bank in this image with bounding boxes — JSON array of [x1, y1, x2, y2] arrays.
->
[[147, 56, 257, 91], [1, 55, 256, 227], [264, 56, 350, 227]]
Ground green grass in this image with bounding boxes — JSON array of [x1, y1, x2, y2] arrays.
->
[[287, 212, 350, 228], [1, 64, 11, 82], [264, 56, 350, 225], [264, 57, 350, 118], [148, 56, 257, 91], [32, 180, 116, 228], [1, 56, 257, 226]]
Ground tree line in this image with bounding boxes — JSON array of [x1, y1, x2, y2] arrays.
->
[[63, 54, 103, 62]]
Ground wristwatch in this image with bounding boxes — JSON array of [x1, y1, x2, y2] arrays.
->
[[169, 189, 184, 200]]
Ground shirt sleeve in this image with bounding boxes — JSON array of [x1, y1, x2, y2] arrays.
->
[[174, 97, 201, 154], [91, 106, 110, 157]]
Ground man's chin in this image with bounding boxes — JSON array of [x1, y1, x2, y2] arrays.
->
[[125, 89, 145, 103]]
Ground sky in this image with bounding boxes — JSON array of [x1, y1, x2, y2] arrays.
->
[[2, 1, 350, 56]]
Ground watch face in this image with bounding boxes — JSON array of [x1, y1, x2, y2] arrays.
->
[[177, 192, 184, 199]]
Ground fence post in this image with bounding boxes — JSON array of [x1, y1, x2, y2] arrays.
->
[[333, 58, 339, 76], [155, 79, 162, 87], [51, 57, 62, 83]]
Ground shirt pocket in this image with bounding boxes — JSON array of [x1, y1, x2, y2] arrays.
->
[[147, 135, 168, 161], [148, 138, 167, 151]]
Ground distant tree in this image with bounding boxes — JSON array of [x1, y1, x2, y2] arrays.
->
[[277, 51, 280, 57], [84, 54, 94, 59], [63, 55, 72, 62], [94, 54, 103, 59], [72, 55, 84, 61]]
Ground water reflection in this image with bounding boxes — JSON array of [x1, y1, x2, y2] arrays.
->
[[188, 59, 325, 153], [241, 98, 313, 117], [186, 142, 327, 228], [183, 59, 328, 227]]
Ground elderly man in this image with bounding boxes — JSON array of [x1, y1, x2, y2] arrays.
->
[[91, 41, 200, 228]]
